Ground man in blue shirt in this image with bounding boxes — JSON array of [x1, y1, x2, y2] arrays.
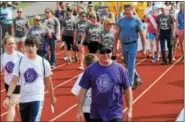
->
[[114, 4, 146, 90]]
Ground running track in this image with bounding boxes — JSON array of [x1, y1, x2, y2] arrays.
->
[[1, 42, 184, 121]]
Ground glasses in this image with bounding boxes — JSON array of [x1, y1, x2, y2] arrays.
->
[[36, 19, 41, 21], [99, 49, 112, 55], [45, 11, 50, 14], [17, 11, 22, 13]]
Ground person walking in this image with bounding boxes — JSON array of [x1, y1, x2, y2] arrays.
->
[[1, 35, 23, 121], [71, 54, 98, 121], [3, 35, 56, 122], [76, 44, 133, 122], [114, 4, 146, 90]]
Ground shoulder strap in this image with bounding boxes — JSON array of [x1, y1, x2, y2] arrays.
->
[[42, 58, 45, 77], [148, 15, 158, 30], [17, 52, 21, 58], [19, 57, 23, 76]]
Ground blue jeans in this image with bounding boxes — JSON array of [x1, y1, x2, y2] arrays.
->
[[122, 42, 140, 85], [49, 38, 57, 66], [19, 101, 44, 122]]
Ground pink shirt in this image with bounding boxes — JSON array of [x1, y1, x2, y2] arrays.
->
[[145, 15, 158, 33]]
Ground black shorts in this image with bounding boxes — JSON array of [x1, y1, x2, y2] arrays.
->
[[88, 41, 100, 54], [5, 83, 21, 94], [63, 35, 74, 51]]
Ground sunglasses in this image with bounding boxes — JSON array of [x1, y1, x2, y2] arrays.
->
[[36, 19, 41, 21], [45, 11, 50, 14], [99, 49, 112, 55], [17, 11, 22, 13]]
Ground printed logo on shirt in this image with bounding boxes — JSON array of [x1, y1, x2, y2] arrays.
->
[[5, 61, 15, 74], [24, 68, 38, 84], [96, 74, 113, 93]]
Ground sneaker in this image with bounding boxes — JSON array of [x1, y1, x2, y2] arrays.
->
[[151, 58, 156, 63], [78, 66, 84, 70], [132, 81, 142, 90], [63, 56, 68, 61], [156, 55, 160, 61], [172, 57, 176, 61], [51, 65, 55, 69]]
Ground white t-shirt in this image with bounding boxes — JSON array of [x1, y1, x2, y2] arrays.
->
[[1, 51, 23, 85], [71, 73, 91, 113], [13, 55, 52, 103]]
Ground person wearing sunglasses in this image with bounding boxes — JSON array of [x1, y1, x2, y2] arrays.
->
[[12, 8, 30, 53], [115, 4, 146, 90], [27, 15, 52, 60], [74, 12, 91, 70], [43, 7, 60, 68], [99, 4, 115, 24], [87, 3, 99, 22], [77, 44, 133, 122]]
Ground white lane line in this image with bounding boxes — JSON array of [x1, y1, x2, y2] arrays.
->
[[49, 58, 146, 121], [123, 57, 182, 113]]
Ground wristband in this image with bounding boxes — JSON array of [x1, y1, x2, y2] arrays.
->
[[6, 95, 10, 99]]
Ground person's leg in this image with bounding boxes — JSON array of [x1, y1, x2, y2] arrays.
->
[[49, 38, 57, 67], [178, 29, 184, 61], [78, 44, 85, 69], [149, 33, 156, 62], [29, 101, 44, 122], [19, 102, 31, 122], [159, 31, 167, 64], [166, 30, 173, 64]]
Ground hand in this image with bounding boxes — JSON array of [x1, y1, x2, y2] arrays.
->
[[51, 96, 57, 109], [76, 110, 84, 121], [142, 50, 147, 58], [126, 108, 133, 121], [56, 36, 61, 41], [3, 97, 10, 109]]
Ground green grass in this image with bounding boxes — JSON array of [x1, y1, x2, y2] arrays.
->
[[16, 2, 32, 9]]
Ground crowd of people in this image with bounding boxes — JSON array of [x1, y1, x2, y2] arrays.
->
[[0, 1, 184, 122]]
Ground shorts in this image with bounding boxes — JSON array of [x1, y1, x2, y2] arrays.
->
[[88, 41, 100, 54], [178, 29, 184, 38], [5, 83, 21, 94], [2, 24, 12, 39], [148, 33, 157, 40], [15, 36, 26, 42], [19, 101, 44, 122], [63, 35, 74, 51]]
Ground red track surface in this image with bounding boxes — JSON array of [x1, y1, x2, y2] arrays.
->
[[1, 43, 184, 121]]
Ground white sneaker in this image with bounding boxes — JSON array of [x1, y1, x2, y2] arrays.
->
[[78, 66, 84, 70], [63, 56, 68, 61]]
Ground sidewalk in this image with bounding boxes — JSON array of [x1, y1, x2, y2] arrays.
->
[[13, 2, 57, 18]]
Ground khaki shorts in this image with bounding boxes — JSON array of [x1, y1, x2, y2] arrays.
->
[[15, 36, 26, 42]]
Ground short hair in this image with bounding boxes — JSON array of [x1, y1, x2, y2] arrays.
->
[[84, 54, 98, 66], [3, 35, 14, 45], [24, 35, 40, 48], [45, 7, 54, 15], [124, 4, 134, 10]]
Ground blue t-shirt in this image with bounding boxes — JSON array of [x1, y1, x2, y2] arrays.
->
[[117, 16, 144, 44], [79, 61, 130, 121], [0, 7, 15, 24], [178, 12, 184, 29]]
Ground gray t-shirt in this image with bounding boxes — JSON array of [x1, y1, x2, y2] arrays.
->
[[63, 15, 76, 37], [13, 16, 29, 37], [43, 17, 60, 36], [99, 11, 112, 23], [27, 25, 48, 51], [75, 20, 91, 42], [86, 23, 103, 42], [156, 14, 174, 30], [100, 29, 116, 49]]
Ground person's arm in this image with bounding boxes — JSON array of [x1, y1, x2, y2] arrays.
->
[[55, 17, 61, 41], [26, 18, 31, 30], [3, 75, 19, 109], [125, 87, 133, 121], [113, 26, 120, 57], [175, 14, 179, 35], [76, 88, 87, 121], [11, 23, 15, 37], [139, 30, 146, 56], [44, 76, 57, 108]]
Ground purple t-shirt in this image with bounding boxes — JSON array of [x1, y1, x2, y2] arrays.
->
[[79, 61, 130, 121]]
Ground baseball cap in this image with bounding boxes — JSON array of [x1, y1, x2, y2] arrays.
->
[[67, 8, 73, 12], [97, 43, 112, 54]]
